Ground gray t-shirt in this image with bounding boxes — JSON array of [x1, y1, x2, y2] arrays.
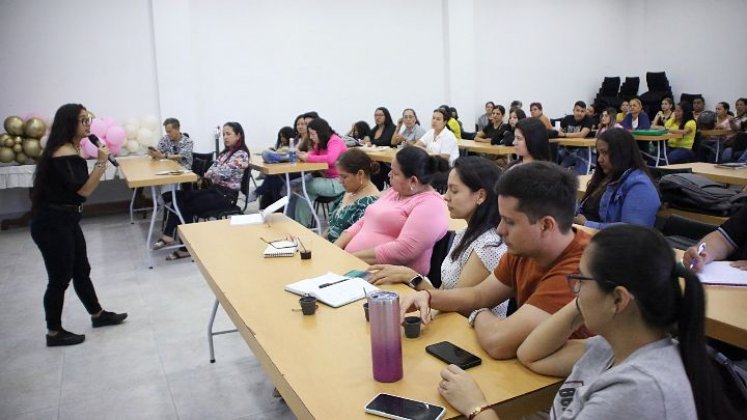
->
[[400, 124, 426, 143], [551, 336, 697, 420]]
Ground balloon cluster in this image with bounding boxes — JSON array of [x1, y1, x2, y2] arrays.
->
[[0, 115, 47, 164], [120, 115, 160, 156]]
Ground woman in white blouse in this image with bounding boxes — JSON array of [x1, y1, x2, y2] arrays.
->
[[368, 156, 508, 310], [414, 109, 461, 166]]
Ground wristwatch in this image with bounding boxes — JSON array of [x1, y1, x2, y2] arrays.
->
[[468, 308, 490, 328], [408, 275, 425, 289]]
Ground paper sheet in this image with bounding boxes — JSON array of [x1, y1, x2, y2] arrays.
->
[[699, 261, 747, 286]]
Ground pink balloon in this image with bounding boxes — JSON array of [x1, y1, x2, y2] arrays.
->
[[108, 142, 122, 155], [80, 138, 98, 158], [105, 125, 126, 146], [102, 117, 116, 128], [90, 118, 108, 138], [23, 112, 45, 121]]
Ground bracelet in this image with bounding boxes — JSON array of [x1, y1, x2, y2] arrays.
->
[[468, 308, 490, 328], [95, 161, 107, 169], [467, 404, 491, 420]]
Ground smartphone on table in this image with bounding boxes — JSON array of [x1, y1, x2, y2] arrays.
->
[[344, 269, 372, 282], [364, 393, 445, 420], [425, 341, 482, 369]]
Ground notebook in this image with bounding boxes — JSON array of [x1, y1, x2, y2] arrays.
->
[[715, 162, 747, 170], [230, 196, 289, 225], [285, 272, 379, 308], [263, 240, 297, 258], [698, 261, 747, 287]]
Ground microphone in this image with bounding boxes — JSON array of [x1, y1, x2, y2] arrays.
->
[[88, 134, 119, 167]]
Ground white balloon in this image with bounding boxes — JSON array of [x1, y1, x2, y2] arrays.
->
[[125, 124, 139, 140], [40, 135, 49, 148], [125, 118, 140, 129], [125, 139, 140, 153], [136, 128, 154, 146], [118, 148, 129, 157], [142, 115, 159, 131]]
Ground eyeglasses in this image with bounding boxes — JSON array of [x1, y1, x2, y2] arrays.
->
[[79, 117, 92, 125], [566, 272, 619, 294]]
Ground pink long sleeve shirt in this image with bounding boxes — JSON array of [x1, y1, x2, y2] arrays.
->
[[305, 134, 347, 178], [344, 188, 448, 274]]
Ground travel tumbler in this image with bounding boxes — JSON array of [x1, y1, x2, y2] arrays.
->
[[368, 291, 403, 382]]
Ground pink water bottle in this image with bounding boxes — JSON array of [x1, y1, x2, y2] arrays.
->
[[368, 291, 403, 382]]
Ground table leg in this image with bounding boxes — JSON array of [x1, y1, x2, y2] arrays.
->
[[299, 171, 321, 234], [284, 173, 291, 216], [586, 147, 592, 174], [129, 189, 137, 224], [655, 141, 662, 167], [145, 186, 159, 269], [662, 141, 669, 166]]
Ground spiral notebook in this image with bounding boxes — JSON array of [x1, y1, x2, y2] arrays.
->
[[263, 240, 297, 258], [285, 272, 379, 307]]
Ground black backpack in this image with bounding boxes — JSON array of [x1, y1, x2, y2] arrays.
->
[[659, 173, 746, 216]]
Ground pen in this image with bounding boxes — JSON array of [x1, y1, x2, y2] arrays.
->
[[689, 243, 706, 270], [319, 278, 351, 289]]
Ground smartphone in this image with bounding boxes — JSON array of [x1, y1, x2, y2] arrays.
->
[[425, 341, 482, 369], [364, 393, 445, 420], [147, 146, 156, 152], [344, 269, 371, 281]]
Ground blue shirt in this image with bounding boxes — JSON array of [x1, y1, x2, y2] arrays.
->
[[581, 168, 660, 229]]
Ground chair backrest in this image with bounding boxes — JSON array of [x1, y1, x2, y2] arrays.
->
[[599, 76, 620, 96], [619, 77, 640, 99], [646, 71, 670, 91], [192, 152, 215, 178], [680, 93, 703, 105], [427, 230, 455, 289], [658, 214, 717, 242]]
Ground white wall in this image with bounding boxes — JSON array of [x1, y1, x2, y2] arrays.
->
[[0, 0, 745, 156]]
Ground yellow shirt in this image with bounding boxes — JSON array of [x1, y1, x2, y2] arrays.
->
[[616, 112, 626, 123], [447, 118, 462, 139], [665, 118, 697, 150]]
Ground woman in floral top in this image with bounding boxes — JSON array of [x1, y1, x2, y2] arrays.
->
[[325, 149, 380, 242], [155, 122, 250, 260]]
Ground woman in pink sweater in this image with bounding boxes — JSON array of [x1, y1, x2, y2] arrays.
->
[[335, 147, 449, 275], [291, 118, 347, 227]]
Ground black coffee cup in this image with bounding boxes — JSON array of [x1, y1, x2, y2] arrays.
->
[[363, 302, 369, 322], [403, 316, 422, 338], [299, 296, 318, 315], [300, 249, 312, 260]]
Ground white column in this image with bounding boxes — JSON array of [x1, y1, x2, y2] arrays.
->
[[444, 0, 477, 132]]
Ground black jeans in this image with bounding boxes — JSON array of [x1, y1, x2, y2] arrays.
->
[[162, 188, 234, 237], [30, 208, 102, 331]]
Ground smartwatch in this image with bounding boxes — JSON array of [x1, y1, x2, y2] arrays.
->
[[408, 275, 424, 289]]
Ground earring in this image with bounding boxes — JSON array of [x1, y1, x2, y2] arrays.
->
[[410, 185, 414, 192]]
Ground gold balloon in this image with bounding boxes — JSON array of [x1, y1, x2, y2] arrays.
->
[[23, 118, 46, 139], [22, 138, 41, 158], [0, 133, 9, 143], [12, 143, 22, 153], [4, 116, 24, 136], [0, 147, 14, 163], [13, 136, 22, 145], [14, 152, 28, 164], [2, 134, 13, 148]]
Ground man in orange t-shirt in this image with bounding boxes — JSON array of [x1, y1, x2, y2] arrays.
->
[[400, 162, 591, 360]]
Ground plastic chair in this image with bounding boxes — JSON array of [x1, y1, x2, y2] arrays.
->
[[657, 214, 717, 250], [426, 231, 455, 289], [314, 194, 342, 221]]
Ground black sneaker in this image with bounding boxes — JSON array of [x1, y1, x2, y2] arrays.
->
[[91, 310, 128, 328], [46, 329, 85, 347]]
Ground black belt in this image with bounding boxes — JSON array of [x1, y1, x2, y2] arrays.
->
[[47, 203, 83, 213]]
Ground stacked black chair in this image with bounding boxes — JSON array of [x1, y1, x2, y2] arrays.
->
[[640, 71, 673, 117], [680, 93, 703, 107], [618, 77, 640, 101], [593, 77, 621, 110]]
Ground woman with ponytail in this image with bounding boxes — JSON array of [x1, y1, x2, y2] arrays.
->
[[437, 225, 735, 419]]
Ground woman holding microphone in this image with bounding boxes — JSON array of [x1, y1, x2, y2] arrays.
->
[[30, 103, 127, 347]]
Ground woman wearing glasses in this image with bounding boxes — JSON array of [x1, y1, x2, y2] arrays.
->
[[437, 225, 732, 419], [30, 104, 127, 347]]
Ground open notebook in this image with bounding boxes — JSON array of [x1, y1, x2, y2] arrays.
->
[[263, 240, 297, 258], [698, 261, 747, 286], [285, 272, 379, 308]]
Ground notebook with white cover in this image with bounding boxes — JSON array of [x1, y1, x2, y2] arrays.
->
[[285, 272, 379, 308], [263, 240, 297, 258], [698, 261, 747, 286]]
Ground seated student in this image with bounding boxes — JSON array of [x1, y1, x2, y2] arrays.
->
[[510, 118, 551, 167], [474, 105, 510, 145], [335, 147, 449, 275], [413, 109, 461, 166], [450, 107, 466, 136], [585, 104, 599, 129], [500, 108, 527, 146], [366, 107, 396, 147], [595, 107, 623, 137], [298, 111, 319, 152], [324, 149, 380, 242], [621, 98, 651, 131], [289, 118, 347, 227], [665, 101, 697, 164], [692, 96, 705, 121], [368, 156, 509, 314], [723, 97, 747, 162], [476, 101, 495, 132], [247, 126, 296, 205], [148, 118, 194, 169], [509, 100, 523, 113], [391, 108, 426, 146], [701, 101, 740, 162], [400, 162, 592, 359], [651, 97, 674, 127], [575, 129, 660, 229], [616, 100, 630, 123], [271, 126, 294, 151], [156, 122, 250, 260], [342, 120, 371, 146], [684, 204, 747, 272], [439, 105, 462, 140], [557, 101, 594, 175], [441, 225, 727, 420], [529, 102, 553, 129]]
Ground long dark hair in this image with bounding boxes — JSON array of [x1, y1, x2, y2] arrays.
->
[[449, 156, 502, 260], [374, 107, 395, 129], [676, 101, 694, 130], [220, 122, 249, 160], [394, 146, 449, 187], [31, 103, 86, 211], [403, 108, 420, 126], [307, 118, 335, 151], [582, 128, 652, 203], [352, 121, 371, 140], [276, 126, 294, 149], [516, 118, 550, 161], [587, 225, 727, 420]]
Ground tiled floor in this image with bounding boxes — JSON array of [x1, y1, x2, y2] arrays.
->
[[0, 207, 296, 420]]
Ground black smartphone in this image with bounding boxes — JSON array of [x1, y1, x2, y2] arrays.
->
[[344, 269, 371, 281], [364, 393, 445, 420], [425, 341, 482, 369]]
